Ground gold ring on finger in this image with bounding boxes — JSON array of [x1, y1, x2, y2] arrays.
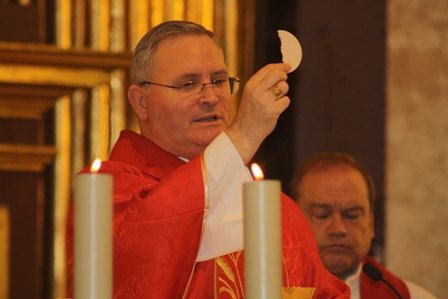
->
[[270, 85, 282, 99]]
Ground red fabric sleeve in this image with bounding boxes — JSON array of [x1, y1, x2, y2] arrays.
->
[[67, 156, 206, 298], [281, 194, 351, 298]]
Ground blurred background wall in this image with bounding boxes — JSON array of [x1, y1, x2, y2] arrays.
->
[[386, 0, 448, 296], [0, 0, 446, 298], [257, 0, 448, 298]]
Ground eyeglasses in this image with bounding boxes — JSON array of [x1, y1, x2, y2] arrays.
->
[[139, 76, 240, 96]]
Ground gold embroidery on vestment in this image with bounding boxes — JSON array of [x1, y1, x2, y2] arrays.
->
[[216, 256, 235, 282], [282, 287, 316, 299], [216, 253, 243, 299]]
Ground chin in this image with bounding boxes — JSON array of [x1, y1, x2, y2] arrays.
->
[[323, 257, 359, 279], [323, 254, 354, 269], [331, 266, 359, 280], [196, 128, 224, 143]]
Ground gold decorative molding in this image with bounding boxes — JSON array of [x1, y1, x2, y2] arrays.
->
[[0, 96, 54, 119], [0, 1, 255, 297], [0, 42, 131, 298], [0, 42, 131, 68], [0, 205, 10, 299], [0, 64, 111, 87], [0, 144, 56, 172], [53, 95, 71, 297], [0, 42, 132, 155]]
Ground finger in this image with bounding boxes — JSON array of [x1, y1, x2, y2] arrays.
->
[[251, 63, 290, 85], [268, 81, 289, 100], [273, 96, 291, 113], [270, 85, 283, 99]]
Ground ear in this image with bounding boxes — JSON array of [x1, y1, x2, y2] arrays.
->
[[369, 211, 375, 238], [128, 84, 148, 120]]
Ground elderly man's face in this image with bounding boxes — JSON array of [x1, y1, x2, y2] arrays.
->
[[297, 165, 374, 279], [132, 34, 235, 159]]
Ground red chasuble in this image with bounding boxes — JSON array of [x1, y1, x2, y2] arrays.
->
[[66, 130, 349, 299], [360, 256, 411, 299]]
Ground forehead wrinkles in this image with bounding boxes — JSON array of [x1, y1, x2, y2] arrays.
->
[[310, 202, 365, 214], [300, 168, 369, 207], [151, 36, 225, 76]]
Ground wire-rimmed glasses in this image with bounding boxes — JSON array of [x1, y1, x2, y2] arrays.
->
[[139, 76, 240, 97]]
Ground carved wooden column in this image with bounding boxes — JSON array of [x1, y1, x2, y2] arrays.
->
[[0, 43, 130, 299]]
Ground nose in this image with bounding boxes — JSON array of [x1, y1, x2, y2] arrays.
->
[[327, 214, 348, 237], [198, 84, 219, 104], [200, 82, 216, 92]]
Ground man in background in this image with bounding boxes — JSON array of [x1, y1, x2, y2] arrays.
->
[[291, 152, 437, 299]]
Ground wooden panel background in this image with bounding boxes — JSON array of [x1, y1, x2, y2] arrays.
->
[[0, 43, 131, 298], [0, 1, 255, 298]]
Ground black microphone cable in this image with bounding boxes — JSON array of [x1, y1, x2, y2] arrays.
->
[[362, 263, 405, 299]]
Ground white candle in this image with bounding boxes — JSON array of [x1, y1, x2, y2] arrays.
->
[[244, 163, 282, 299], [74, 159, 113, 299]]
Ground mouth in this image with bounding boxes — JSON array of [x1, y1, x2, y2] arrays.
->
[[322, 244, 351, 252], [194, 114, 219, 122]]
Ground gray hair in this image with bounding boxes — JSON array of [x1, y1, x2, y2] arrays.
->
[[130, 20, 219, 83]]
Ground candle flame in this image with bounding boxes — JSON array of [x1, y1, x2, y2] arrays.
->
[[250, 163, 264, 180], [90, 159, 102, 173]]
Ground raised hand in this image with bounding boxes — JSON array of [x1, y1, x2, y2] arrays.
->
[[225, 63, 291, 164]]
